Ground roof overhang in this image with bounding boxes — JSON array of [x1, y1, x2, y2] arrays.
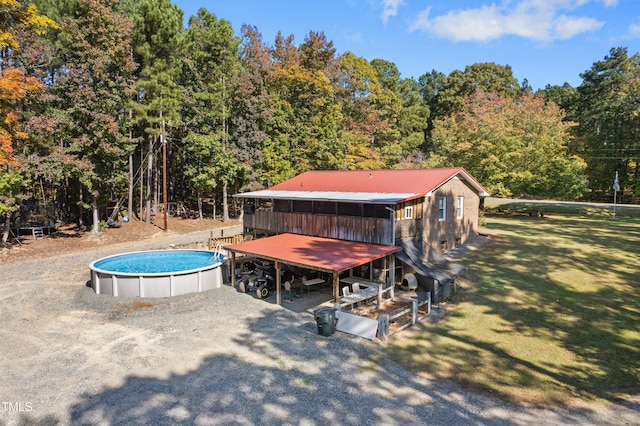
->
[[233, 190, 420, 204], [225, 233, 401, 274], [454, 171, 490, 197]]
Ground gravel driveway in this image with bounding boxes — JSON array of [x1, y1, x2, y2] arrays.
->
[[1, 228, 638, 425]]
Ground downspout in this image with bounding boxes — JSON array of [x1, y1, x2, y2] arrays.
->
[[385, 205, 396, 299], [385, 205, 395, 246]]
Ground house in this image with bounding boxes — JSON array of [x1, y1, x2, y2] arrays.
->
[[228, 167, 489, 304]]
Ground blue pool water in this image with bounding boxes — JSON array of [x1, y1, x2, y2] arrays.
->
[[92, 250, 224, 274]]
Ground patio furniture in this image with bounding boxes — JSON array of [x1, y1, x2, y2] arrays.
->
[[303, 277, 324, 294]]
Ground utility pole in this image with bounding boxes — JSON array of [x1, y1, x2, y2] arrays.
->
[[162, 119, 168, 231], [128, 109, 133, 222]]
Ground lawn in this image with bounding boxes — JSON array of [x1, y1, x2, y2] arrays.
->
[[386, 204, 640, 405]]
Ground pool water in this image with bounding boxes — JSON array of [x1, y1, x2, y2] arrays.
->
[[93, 250, 224, 274]]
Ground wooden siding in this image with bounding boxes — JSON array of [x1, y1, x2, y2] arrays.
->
[[244, 211, 394, 245]]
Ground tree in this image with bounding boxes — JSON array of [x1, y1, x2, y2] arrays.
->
[[229, 25, 274, 189], [575, 47, 640, 201], [539, 82, 578, 119], [126, 0, 183, 223], [299, 30, 336, 73], [48, 0, 135, 233], [429, 90, 588, 199], [333, 52, 401, 169], [0, 0, 55, 242], [437, 62, 520, 118], [418, 69, 446, 150], [372, 59, 429, 155], [180, 8, 241, 220]]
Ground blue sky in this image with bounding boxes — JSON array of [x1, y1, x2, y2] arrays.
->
[[174, 0, 639, 90]]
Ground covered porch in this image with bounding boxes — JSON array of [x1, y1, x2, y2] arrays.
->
[[225, 233, 401, 306]]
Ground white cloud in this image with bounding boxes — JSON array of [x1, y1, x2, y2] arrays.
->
[[552, 15, 603, 39], [381, 0, 405, 24], [409, 1, 609, 42], [624, 22, 640, 39]]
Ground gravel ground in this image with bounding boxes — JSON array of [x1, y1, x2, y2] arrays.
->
[[1, 228, 638, 425]]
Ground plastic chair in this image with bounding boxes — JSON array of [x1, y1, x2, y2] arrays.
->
[[284, 281, 293, 301], [352, 283, 361, 294], [342, 286, 350, 297]]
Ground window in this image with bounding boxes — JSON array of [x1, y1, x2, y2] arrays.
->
[[438, 197, 447, 221], [404, 206, 413, 219], [457, 196, 464, 219]]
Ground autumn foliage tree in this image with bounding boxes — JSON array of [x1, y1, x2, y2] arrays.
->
[[0, 0, 55, 242], [0, 1, 637, 240], [429, 90, 588, 199]]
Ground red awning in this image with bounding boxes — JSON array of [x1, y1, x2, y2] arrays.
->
[[225, 233, 401, 273]]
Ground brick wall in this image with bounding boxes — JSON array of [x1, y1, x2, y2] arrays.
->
[[422, 177, 480, 260]]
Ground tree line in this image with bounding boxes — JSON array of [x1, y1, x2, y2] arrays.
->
[[1, 0, 639, 238]]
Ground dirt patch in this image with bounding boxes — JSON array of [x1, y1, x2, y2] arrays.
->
[[114, 300, 167, 313], [1, 216, 240, 264]]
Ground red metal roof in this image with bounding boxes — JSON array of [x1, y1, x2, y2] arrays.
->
[[225, 233, 401, 273], [269, 167, 488, 196]]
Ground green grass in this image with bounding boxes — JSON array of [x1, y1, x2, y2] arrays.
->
[[386, 209, 640, 405]]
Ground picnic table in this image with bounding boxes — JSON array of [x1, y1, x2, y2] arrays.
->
[[303, 278, 325, 294], [339, 281, 382, 309]]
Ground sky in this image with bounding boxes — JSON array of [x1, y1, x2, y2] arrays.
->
[[174, 0, 640, 90]]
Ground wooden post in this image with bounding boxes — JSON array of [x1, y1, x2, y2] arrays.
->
[[377, 315, 389, 341], [333, 272, 340, 303], [275, 261, 281, 305], [230, 252, 236, 288], [389, 254, 395, 301], [411, 298, 418, 325]]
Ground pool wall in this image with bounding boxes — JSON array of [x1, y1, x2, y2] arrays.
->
[[89, 250, 226, 298]]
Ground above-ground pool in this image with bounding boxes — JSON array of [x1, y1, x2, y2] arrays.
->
[[89, 250, 227, 297]]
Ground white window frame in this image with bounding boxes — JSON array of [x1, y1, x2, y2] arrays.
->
[[404, 206, 413, 219], [457, 196, 464, 219], [438, 197, 446, 221]]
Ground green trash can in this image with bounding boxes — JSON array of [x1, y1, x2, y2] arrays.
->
[[315, 308, 337, 336]]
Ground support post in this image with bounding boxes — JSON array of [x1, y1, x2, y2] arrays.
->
[[275, 261, 281, 305], [333, 272, 340, 304], [389, 254, 396, 301], [230, 252, 236, 288]]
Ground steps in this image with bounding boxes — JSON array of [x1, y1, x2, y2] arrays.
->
[[32, 227, 44, 240]]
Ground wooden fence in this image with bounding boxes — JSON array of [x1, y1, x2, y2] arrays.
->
[[209, 232, 244, 250], [377, 293, 431, 341]]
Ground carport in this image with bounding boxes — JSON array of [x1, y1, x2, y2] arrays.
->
[[225, 233, 401, 305]]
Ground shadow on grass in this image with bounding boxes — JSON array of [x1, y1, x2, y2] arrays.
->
[[389, 214, 640, 404]]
